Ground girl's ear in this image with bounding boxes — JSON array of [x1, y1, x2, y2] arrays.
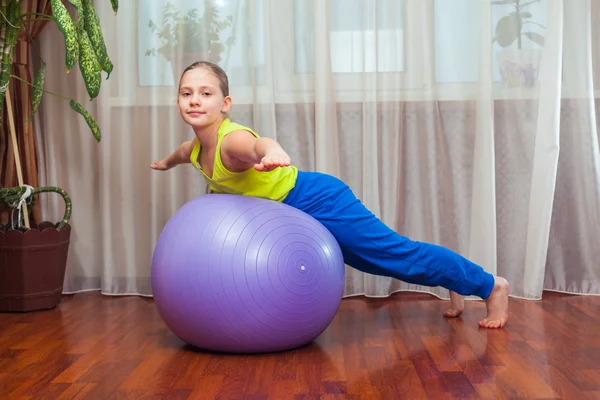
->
[[221, 96, 232, 113]]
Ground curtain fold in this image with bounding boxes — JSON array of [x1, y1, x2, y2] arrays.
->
[[35, 0, 600, 300]]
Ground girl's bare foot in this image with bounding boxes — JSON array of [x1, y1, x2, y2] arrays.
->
[[479, 276, 509, 328], [444, 290, 464, 317]]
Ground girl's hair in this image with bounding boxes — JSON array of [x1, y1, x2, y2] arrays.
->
[[179, 61, 230, 97]]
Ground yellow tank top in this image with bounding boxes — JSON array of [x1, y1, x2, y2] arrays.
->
[[189, 118, 298, 202]]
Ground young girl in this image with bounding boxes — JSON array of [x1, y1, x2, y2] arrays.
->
[[151, 61, 509, 329]]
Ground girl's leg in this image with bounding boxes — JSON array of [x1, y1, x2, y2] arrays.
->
[[444, 291, 465, 317], [284, 172, 495, 298], [284, 171, 509, 328]]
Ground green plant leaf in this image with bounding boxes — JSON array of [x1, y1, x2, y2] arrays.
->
[[495, 14, 521, 47], [70, 100, 101, 142], [77, 27, 102, 99], [523, 31, 545, 47], [67, 0, 84, 30], [51, 0, 78, 71], [102, 58, 113, 78], [110, 0, 118, 14], [27, 61, 46, 122], [83, 0, 113, 76], [144, 2, 236, 59], [67, 0, 83, 11]]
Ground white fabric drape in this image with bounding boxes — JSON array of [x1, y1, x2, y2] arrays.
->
[[35, 0, 600, 300]]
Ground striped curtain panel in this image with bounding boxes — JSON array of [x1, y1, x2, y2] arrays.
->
[[0, 0, 51, 225]]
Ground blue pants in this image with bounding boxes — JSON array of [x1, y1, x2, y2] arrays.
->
[[283, 171, 495, 299]]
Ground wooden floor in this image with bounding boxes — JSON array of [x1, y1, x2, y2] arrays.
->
[[1, 291, 599, 400]]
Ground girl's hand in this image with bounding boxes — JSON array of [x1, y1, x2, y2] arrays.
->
[[254, 148, 291, 172], [150, 159, 171, 171]]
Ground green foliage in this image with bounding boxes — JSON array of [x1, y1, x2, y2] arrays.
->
[[492, 0, 545, 49], [110, 0, 118, 14], [27, 61, 46, 122], [1, 0, 118, 143], [70, 99, 101, 142], [0, 0, 118, 227], [51, 0, 79, 71], [0, 185, 72, 229], [83, 0, 112, 77], [78, 27, 102, 100], [145, 0, 235, 63], [67, 0, 84, 25]]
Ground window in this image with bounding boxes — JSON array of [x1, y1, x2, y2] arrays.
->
[[434, 0, 547, 85], [137, 0, 266, 87], [293, 0, 404, 74]]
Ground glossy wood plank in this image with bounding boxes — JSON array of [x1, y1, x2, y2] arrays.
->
[[0, 291, 599, 399]]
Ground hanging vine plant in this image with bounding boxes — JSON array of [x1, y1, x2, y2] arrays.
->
[[1, 0, 118, 230], [1, 0, 119, 313]]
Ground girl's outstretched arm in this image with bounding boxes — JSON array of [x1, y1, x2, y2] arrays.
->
[[221, 130, 291, 172], [150, 139, 196, 171]]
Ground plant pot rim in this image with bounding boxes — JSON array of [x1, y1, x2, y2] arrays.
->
[[0, 222, 71, 236]]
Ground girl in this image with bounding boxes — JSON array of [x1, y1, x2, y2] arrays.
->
[[151, 61, 509, 329]]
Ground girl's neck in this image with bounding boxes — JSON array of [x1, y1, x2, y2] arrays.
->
[[193, 118, 225, 149]]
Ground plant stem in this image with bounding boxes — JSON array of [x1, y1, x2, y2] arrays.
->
[[18, 15, 42, 65], [0, 1, 20, 131], [0, 185, 72, 228], [0, 2, 50, 131], [0, 5, 19, 29], [16, 12, 53, 22], [15, 17, 53, 23], [9, 74, 72, 102]]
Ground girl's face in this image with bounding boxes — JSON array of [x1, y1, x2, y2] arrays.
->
[[177, 68, 231, 129]]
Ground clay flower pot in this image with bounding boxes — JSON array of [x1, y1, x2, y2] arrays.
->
[[0, 186, 72, 312], [0, 222, 71, 312]]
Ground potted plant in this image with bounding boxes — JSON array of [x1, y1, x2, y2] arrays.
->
[[0, 0, 118, 312], [492, 0, 546, 87], [145, 0, 235, 84], [0, 186, 72, 312]]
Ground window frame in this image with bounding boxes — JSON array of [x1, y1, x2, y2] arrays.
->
[[271, 0, 428, 102], [105, 0, 599, 108]]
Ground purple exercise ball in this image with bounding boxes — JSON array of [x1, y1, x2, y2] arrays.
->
[[151, 194, 345, 354]]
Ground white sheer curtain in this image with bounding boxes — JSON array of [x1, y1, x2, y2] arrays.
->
[[36, 0, 600, 300]]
